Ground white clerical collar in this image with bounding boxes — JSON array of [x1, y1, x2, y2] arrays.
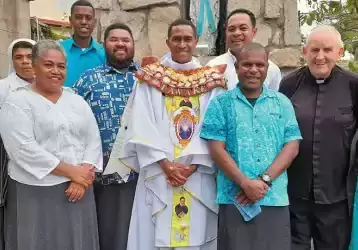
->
[[160, 52, 201, 70], [316, 79, 325, 84]]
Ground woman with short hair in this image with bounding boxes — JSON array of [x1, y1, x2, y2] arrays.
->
[[0, 40, 102, 250]]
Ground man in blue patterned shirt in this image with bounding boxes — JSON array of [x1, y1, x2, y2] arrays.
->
[[73, 22, 138, 250], [200, 43, 302, 250]]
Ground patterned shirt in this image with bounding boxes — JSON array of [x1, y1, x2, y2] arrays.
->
[[73, 62, 138, 185], [200, 86, 302, 206]]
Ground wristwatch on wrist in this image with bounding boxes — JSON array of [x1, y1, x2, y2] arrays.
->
[[260, 173, 272, 186]]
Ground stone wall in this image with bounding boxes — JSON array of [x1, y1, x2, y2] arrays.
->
[[91, 0, 303, 68], [0, 0, 32, 78], [91, 0, 181, 61], [228, 0, 303, 68]]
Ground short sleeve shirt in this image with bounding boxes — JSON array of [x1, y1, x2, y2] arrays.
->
[[200, 86, 302, 206]]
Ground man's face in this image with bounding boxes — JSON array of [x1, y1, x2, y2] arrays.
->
[[226, 13, 257, 54], [12, 48, 34, 80], [70, 6, 95, 39], [166, 25, 198, 64], [180, 199, 185, 206], [303, 32, 343, 79], [236, 49, 268, 91], [104, 29, 135, 68]]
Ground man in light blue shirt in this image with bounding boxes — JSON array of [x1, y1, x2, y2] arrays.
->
[[60, 0, 105, 87], [200, 42, 301, 250]]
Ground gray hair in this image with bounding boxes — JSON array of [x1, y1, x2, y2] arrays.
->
[[32, 40, 66, 64], [305, 25, 344, 48]]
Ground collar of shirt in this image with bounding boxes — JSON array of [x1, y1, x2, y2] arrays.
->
[[306, 65, 338, 85], [8, 73, 29, 91], [234, 85, 275, 105], [227, 49, 237, 64], [103, 61, 139, 74], [63, 36, 102, 53]]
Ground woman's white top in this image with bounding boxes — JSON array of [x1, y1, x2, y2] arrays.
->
[[0, 87, 103, 186]]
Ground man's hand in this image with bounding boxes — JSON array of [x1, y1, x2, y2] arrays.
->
[[238, 179, 269, 204], [167, 164, 197, 186], [160, 160, 188, 187], [179, 164, 197, 179], [65, 182, 86, 202]]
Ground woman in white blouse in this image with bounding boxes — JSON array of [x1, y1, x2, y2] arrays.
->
[[0, 40, 102, 250]]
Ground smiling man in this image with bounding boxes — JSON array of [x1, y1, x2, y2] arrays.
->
[[201, 42, 301, 250], [60, 0, 105, 87], [207, 8, 281, 90], [279, 25, 358, 250], [109, 18, 227, 250], [73, 23, 138, 250]]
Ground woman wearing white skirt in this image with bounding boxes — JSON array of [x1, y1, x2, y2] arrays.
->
[[0, 40, 102, 250]]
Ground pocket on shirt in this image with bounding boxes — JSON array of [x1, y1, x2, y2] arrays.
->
[[335, 106, 355, 128], [269, 112, 284, 126]]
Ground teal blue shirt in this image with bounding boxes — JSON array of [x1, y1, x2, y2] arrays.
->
[[200, 86, 302, 206], [60, 37, 105, 87]]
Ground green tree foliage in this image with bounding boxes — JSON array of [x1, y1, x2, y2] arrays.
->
[[299, 0, 358, 69]]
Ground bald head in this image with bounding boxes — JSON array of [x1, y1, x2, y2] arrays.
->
[[305, 25, 344, 48], [235, 42, 268, 64]]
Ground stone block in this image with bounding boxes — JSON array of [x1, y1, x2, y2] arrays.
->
[[253, 22, 272, 47], [271, 28, 282, 46], [0, 54, 7, 79], [90, 0, 113, 10], [119, 0, 179, 11], [269, 48, 302, 68], [99, 9, 150, 60], [264, 0, 282, 19], [283, 0, 301, 46], [148, 4, 180, 57], [228, 0, 261, 17]]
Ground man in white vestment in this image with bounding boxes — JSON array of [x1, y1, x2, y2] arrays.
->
[[207, 8, 282, 90], [106, 18, 227, 250]]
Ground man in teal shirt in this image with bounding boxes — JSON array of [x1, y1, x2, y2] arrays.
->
[[201, 43, 301, 250], [60, 0, 105, 87]]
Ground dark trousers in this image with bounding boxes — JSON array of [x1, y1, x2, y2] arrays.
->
[[0, 207, 3, 250], [94, 179, 137, 250], [290, 198, 351, 250], [218, 205, 291, 250]]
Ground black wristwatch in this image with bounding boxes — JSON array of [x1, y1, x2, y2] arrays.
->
[[259, 173, 272, 186]]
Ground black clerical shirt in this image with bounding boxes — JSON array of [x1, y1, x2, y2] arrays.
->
[[280, 66, 358, 205]]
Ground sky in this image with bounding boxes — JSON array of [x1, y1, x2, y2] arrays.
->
[[55, 0, 77, 13], [298, 0, 316, 36]]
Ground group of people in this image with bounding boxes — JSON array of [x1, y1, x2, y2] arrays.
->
[[0, 0, 357, 250]]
